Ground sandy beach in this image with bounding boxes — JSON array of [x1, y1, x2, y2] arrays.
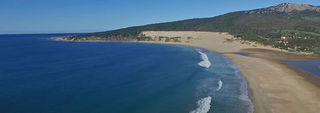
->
[[140, 31, 320, 113], [53, 31, 320, 113]]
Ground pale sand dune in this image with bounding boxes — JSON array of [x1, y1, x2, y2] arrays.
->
[[140, 31, 289, 53], [141, 31, 320, 113]]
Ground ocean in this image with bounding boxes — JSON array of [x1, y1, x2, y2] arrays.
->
[[0, 34, 253, 113]]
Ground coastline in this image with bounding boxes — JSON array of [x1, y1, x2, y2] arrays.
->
[[52, 31, 320, 113]]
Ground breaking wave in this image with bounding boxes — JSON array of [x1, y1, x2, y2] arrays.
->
[[197, 50, 211, 68], [217, 80, 223, 91], [190, 96, 212, 113]]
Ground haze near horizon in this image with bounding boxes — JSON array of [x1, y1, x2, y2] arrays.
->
[[1, 0, 320, 34]]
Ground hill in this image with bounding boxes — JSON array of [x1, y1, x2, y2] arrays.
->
[[55, 3, 320, 54]]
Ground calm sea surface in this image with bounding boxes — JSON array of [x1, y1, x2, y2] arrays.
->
[[287, 60, 320, 79], [0, 34, 253, 113]]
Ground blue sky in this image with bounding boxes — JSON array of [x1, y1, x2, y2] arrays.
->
[[1, 0, 320, 34]]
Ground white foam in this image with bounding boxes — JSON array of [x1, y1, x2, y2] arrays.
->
[[197, 50, 211, 68], [190, 96, 212, 113], [217, 80, 223, 91]]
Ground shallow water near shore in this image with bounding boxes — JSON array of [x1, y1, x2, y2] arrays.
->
[[0, 34, 252, 113], [286, 60, 320, 79]]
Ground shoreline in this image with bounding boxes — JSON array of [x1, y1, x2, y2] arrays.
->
[[52, 31, 320, 113]]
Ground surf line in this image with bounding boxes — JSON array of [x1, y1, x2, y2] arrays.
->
[[190, 96, 212, 113], [217, 80, 223, 91], [197, 50, 211, 68]]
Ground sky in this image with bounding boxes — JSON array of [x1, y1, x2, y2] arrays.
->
[[1, 0, 320, 34]]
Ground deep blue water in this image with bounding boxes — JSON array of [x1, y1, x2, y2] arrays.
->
[[0, 34, 252, 113], [287, 60, 320, 79]]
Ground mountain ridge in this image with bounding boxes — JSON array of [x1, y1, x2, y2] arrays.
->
[[245, 3, 320, 15], [54, 3, 320, 54]]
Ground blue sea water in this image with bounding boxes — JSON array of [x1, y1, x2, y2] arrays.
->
[[287, 60, 320, 79], [0, 34, 253, 113]]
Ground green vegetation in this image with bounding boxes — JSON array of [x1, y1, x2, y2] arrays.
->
[[63, 4, 320, 54]]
